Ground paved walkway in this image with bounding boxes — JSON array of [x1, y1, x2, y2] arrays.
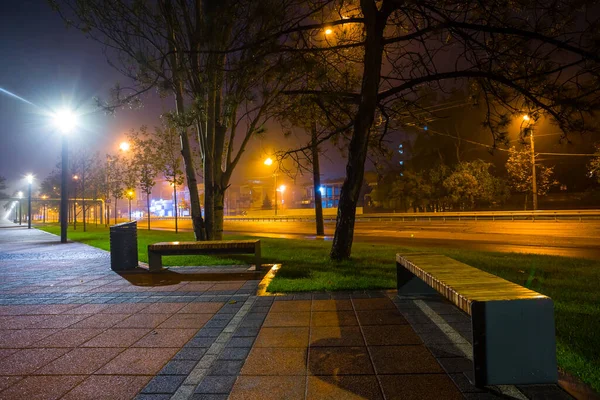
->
[[0, 221, 572, 399]]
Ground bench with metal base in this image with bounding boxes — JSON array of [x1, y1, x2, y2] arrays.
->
[[148, 240, 261, 272], [396, 253, 557, 387]]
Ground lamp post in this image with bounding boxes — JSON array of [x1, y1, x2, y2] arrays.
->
[[17, 191, 23, 225], [171, 182, 178, 233], [72, 175, 79, 230], [127, 190, 134, 221], [41, 195, 47, 223], [54, 109, 76, 243], [264, 157, 279, 216], [523, 115, 538, 210], [26, 174, 33, 229]]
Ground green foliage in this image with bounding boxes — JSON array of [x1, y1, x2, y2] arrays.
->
[[506, 146, 558, 196], [588, 145, 600, 184], [371, 160, 508, 211], [444, 160, 509, 209], [262, 194, 273, 210]]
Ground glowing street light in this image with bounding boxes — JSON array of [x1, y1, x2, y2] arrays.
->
[[264, 157, 281, 216], [127, 190, 134, 221], [324, 28, 333, 35], [119, 141, 130, 152], [53, 108, 78, 243], [521, 114, 537, 210], [26, 174, 33, 229]]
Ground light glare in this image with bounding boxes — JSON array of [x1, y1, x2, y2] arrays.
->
[[26, 174, 34, 184], [53, 109, 77, 134], [264, 157, 273, 166]]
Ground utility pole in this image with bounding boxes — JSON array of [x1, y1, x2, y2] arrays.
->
[[523, 115, 538, 211], [530, 131, 538, 211]]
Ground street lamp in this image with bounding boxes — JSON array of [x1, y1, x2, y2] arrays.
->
[[277, 185, 286, 211], [53, 108, 77, 243], [26, 174, 33, 229], [119, 141, 130, 152], [523, 114, 538, 210], [264, 157, 279, 215], [127, 190, 134, 221], [72, 175, 79, 230], [17, 191, 23, 225]]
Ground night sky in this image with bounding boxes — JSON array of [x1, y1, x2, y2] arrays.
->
[[0, 1, 171, 193]]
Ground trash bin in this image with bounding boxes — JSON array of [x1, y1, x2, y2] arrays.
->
[[110, 221, 138, 271]]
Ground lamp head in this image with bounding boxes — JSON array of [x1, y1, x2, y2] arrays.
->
[[325, 28, 333, 35], [522, 114, 530, 121], [53, 109, 77, 134], [264, 157, 273, 166], [26, 174, 34, 184], [278, 185, 286, 193], [119, 141, 130, 152]]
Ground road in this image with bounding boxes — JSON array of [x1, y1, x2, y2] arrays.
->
[[144, 219, 600, 260]]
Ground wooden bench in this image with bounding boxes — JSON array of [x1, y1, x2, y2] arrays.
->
[[396, 253, 557, 386], [148, 240, 261, 272]]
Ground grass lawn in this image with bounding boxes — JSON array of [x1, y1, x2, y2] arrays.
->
[[38, 224, 600, 393]]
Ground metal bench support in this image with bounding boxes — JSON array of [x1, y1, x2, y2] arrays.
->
[[471, 299, 558, 386]]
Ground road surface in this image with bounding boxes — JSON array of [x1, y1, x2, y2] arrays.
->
[[143, 219, 600, 260]]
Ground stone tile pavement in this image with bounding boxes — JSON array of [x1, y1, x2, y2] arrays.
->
[[0, 221, 574, 399]]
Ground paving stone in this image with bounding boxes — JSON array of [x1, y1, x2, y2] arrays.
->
[[516, 384, 575, 399], [135, 395, 173, 400], [255, 327, 309, 348], [195, 328, 223, 337], [218, 347, 250, 360], [232, 327, 260, 337], [190, 394, 229, 400], [194, 375, 237, 394], [229, 376, 305, 400], [66, 376, 154, 400], [203, 319, 230, 329], [438, 357, 474, 373], [311, 300, 353, 311], [310, 326, 365, 347], [241, 347, 307, 375], [308, 347, 374, 375], [174, 347, 208, 361], [379, 373, 463, 399], [449, 373, 487, 393], [159, 360, 198, 375], [270, 300, 311, 312], [208, 360, 244, 376], [307, 375, 383, 399], [370, 346, 444, 374], [142, 375, 186, 394], [187, 336, 219, 348], [225, 337, 255, 348], [362, 325, 422, 345]]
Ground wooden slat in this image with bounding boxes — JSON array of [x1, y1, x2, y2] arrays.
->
[[149, 240, 258, 252], [397, 253, 547, 315]]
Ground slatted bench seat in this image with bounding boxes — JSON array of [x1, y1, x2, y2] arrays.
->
[[396, 253, 557, 387], [148, 240, 260, 272]]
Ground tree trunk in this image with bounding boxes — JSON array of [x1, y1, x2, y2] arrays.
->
[[213, 184, 225, 240], [164, 2, 206, 241], [330, 4, 386, 261], [146, 192, 151, 230], [175, 87, 206, 240], [311, 123, 325, 236]]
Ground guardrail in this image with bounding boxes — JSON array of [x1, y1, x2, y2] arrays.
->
[[149, 210, 600, 223]]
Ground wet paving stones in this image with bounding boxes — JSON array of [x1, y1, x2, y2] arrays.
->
[[0, 224, 575, 399]]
